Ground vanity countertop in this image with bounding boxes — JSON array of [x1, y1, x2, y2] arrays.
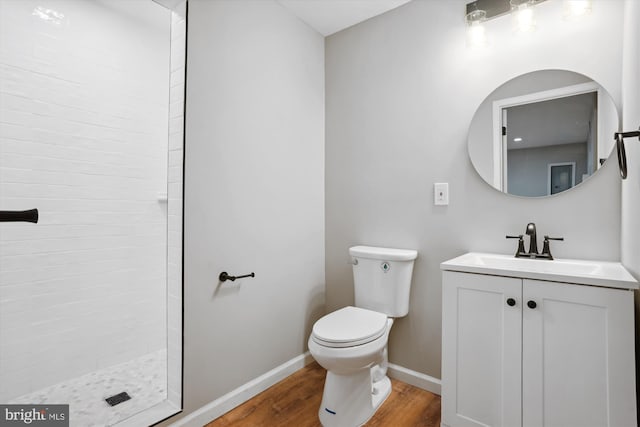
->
[[441, 252, 639, 290]]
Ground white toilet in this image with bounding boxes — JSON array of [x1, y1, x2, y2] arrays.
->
[[308, 245, 418, 427]]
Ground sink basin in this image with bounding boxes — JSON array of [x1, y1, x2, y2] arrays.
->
[[473, 254, 601, 275], [441, 252, 638, 289]]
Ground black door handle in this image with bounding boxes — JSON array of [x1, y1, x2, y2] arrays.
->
[[527, 300, 537, 309], [506, 298, 516, 307], [0, 209, 38, 223]]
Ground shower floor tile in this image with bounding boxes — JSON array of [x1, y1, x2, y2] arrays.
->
[[9, 349, 167, 427]]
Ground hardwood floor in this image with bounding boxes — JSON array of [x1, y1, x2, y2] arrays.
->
[[205, 362, 441, 427]]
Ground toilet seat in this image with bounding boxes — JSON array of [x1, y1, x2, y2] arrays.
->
[[312, 306, 388, 348]]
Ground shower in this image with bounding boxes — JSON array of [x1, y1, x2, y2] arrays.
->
[[0, 0, 185, 425]]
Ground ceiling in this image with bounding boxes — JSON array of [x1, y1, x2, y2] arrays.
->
[[277, 0, 413, 36], [152, 0, 184, 10], [506, 92, 596, 150]]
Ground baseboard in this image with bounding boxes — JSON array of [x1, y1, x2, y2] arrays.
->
[[170, 352, 314, 426], [387, 363, 441, 396]]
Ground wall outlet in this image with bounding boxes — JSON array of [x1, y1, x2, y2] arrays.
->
[[434, 183, 449, 205]]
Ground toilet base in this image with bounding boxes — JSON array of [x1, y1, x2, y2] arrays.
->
[[318, 368, 392, 427]]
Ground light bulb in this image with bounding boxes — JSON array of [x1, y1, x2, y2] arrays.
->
[[467, 21, 487, 47], [466, 9, 487, 47], [564, 0, 592, 19], [510, 0, 536, 33], [514, 4, 535, 32]]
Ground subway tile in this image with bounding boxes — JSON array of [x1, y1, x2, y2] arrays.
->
[[0, 0, 183, 401]]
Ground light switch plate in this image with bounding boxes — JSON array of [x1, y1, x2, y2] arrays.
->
[[434, 183, 449, 205]]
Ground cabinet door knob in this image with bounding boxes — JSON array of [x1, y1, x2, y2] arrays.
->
[[527, 300, 537, 309], [506, 298, 516, 307]]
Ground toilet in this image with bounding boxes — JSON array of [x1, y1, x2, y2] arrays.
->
[[308, 245, 418, 427]]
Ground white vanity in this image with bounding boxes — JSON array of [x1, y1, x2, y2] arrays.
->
[[441, 252, 638, 427]]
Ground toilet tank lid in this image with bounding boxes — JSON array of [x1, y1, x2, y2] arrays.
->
[[349, 246, 418, 261]]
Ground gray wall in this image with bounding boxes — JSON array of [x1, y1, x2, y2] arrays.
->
[[175, 0, 325, 420], [621, 0, 640, 414], [508, 142, 588, 197], [622, 2, 640, 280], [326, 0, 624, 379]]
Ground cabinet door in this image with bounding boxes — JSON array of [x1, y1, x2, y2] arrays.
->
[[442, 271, 522, 427], [522, 279, 637, 427]]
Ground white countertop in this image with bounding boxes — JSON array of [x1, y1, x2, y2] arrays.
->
[[441, 252, 639, 290]]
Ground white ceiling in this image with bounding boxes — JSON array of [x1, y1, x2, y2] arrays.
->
[[277, 0, 413, 36], [152, 0, 184, 10], [507, 92, 596, 150]]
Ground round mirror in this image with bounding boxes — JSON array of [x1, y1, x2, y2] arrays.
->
[[468, 70, 619, 197]]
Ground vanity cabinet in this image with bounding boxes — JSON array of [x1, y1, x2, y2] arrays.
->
[[442, 270, 637, 427]]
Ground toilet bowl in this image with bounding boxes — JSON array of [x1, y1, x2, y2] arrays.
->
[[308, 246, 417, 427], [308, 306, 394, 427]]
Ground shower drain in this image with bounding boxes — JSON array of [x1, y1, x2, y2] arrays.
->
[[105, 391, 131, 406]]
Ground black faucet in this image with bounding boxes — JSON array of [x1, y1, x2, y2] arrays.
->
[[506, 223, 563, 260], [526, 223, 538, 255]]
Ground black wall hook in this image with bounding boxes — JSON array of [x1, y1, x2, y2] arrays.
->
[[615, 127, 640, 180], [219, 271, 255, 282]]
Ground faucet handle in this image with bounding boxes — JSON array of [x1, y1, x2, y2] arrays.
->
[[506, 235, 526, 257], [541, 236, 564, 260]]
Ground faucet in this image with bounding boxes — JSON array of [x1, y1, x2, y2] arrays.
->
[[525, 223, 538, 255], [506, 223, 563, 260]]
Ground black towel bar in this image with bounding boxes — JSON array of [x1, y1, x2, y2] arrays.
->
[[0, 209, 39, 223], [219, 271, 255, 282]]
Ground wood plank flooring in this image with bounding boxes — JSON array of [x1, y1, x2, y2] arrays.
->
[[205, 362, 441, 427]]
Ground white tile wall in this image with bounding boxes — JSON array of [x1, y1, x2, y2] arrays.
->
[[0, 0, 171, 401], [167, 3, 186, 408]]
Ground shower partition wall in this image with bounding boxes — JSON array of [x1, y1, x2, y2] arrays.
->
[[0, 0, 184, 425]]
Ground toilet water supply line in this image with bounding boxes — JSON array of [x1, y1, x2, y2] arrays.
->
[[615, 127, 640, 179]]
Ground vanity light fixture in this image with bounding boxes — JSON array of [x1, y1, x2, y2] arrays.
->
[[513, 137, 523, 142], [510, 0, 536, 33], [465, 0, 546, 41], [466, 8, 488, 47]]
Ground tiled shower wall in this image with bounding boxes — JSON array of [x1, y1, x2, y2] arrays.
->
[[167, 2, 186, 408], [0, 0, 170, 401]]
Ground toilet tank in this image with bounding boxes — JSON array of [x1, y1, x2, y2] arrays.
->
[[349, 246, 418, 318]]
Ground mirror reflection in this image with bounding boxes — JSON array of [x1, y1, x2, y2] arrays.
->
[[468, 70, 619, 197]]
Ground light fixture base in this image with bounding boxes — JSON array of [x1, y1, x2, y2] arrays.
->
[[466, 0, 546, 22]]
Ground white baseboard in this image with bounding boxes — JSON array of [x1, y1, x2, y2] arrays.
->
[[170, 352, 314, 427], [387, 363, 441, 396]]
